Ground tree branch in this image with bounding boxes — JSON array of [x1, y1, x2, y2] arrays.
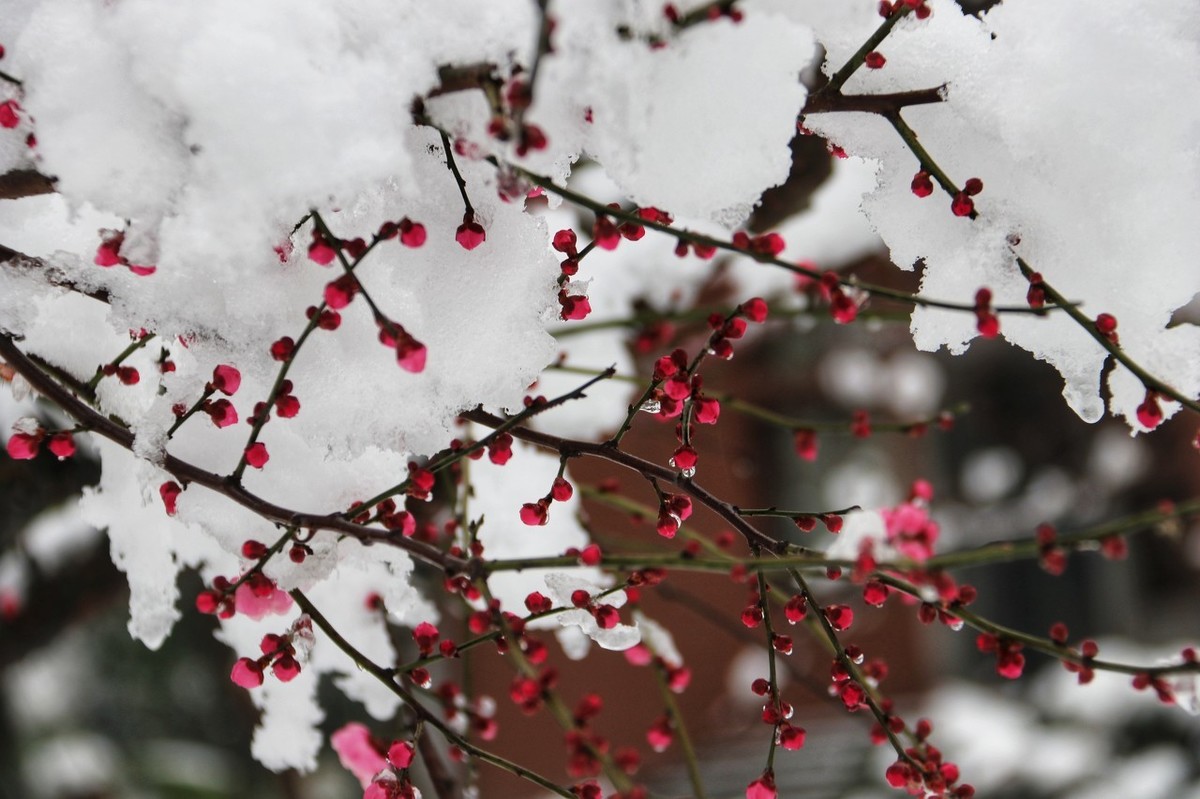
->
[[0, 243, 110, 305], [803, 86, 945, 116], [0, 170, 56, 201], [461, 408, 786, 554], [0, 333, 469, 574]]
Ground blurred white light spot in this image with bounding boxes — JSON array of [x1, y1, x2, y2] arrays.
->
[[961, 447, 1023, 504], [1087, 426, 1149, 490], [883, 351, 945, 417], [818, 347, 879, 407]]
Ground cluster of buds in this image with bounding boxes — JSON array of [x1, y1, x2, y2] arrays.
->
[[482, 78, 549, 158], [331, 722, 421, 799], [568, 587, 624, 632], [1036, 523, 1067, 575], [973, 288, 999, 338], [381, 216, 428, 248], [350, 497, 416, 537], [672, 236, 717, 259], [885, 756, 972, 798], [817, 271, 863, 324], [508, 666, 559, 715], [404, 461, 436, 502], [755, 684, 796, 727], [434, 682, 499, 741], [1025, 270, 1046, 309], [241, 534, 312, 567], [565, 693, 637, 778], [952, 177, 984, 218], [324, 274, 359, 309], [5, 418, 75, 461], [230, 616, 313, 689], [1062, 638, 1100, 685], [975, 633, 1025, 679], [306, 229, 357, 265], [592, 203, 656, 251], [879, 717, 971, 798], [731, 230, 785, 260], [195, 569, 292, 621], [172, 364, 243, 428], [654, 492, 692, 539], [519, 474, 574, 526], [377, 320, 427, 373], [880, 0, 932, 19], [829, 656, 868, 710]]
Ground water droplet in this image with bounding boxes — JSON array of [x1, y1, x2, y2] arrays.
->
[[946, 616, 964, 631], [680, 466, 696, 478], [639, 399, 661, 414]]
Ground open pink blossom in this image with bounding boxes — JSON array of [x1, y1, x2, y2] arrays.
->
[[881, 502, 939, 561], [234, 582, 293, 620], [332, 723, 388, 788]]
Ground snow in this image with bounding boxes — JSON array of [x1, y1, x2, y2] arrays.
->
[[803, 0, 1200, 427], [632, 610, 683, 668], [571, 13, 814, 227], [544, 572, 640, 653], [468, 439, 600, 615]]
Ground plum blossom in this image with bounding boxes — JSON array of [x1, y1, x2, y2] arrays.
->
[[331, 723, 388, 788], [881, 501, 940, 562]]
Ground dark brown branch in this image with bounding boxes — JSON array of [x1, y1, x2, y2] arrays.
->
[[460, 408, 786, 555], [428, 63, 501, 99], [0, 243, 110, 305], [290, 589, 576, 799], [0, 333, 469, 575], [0, 169, 56, 201], [803, 86, 946, 116]]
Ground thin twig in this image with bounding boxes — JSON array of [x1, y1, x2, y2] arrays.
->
[[291, 590, 577, 799]]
